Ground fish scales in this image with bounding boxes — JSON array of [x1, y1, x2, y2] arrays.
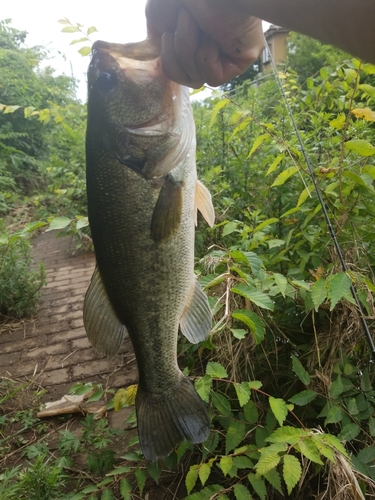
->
[[84, 39, 215, 461]]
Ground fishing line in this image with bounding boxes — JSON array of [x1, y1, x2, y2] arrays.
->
[[265, 37, 375, 360]]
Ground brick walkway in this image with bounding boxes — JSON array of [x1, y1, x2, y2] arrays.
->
[[0, 231, 137, 404]]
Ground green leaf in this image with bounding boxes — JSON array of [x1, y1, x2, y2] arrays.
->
[[337, 423, 361, 441], [369, 417, 375, 437], [206, 361, 228, 379], [346, 398, 359, 415], [248, 380, 262, 390], [266, 426, 304, 445], [310, 279, 327, 312], [320, 433, 348, 457], [234, 382, 251, 407], [194, 375, 212, 403], [106, 466, 131, 476], [255, 450, 282, 476], [328, 272, 352, 310], [243, 400, 259, 424], [231, 309, 266, 344], [329, 112, 346, 130], [78, 46, 92, 56], [147, 462, 161, 483], [135, 467, 146, 495], [230, 328, 248, 339], [273, 273, 288, 298], [223, 221, 238, 236], [324, 405, 343, 425], [269, 397, 288, 427], [253, 217, 279, 232], [345, 139, 375, 156], [232, 285, 274, 311], [220, 456, 233, 476], [101, 489, 114, 500], [271, 166, 298, 187], [46, 216, 71, 231], [61, 26, 80, 32], [199, 462, 212, 486], [186, 465, 199, 494], [70, 37, 89, 45], [297, 438, 323, 465], [233, 484, 252, 500], [264, 469, 283, 495], [4, 105, 21, 114], [185, 484, 223, 499], [283, 455, 302, 495], [233, 456, 254, 469], [357, 445, 375, 464], [330, 375, 344, 399], [212, 392, 232, 417], [210, 98, 230, 126], [226, 421, 246, 454], [248, 473, 266, 500], [87, 26, 98, 35], [248, 134, 269, 158], [289, 390, 317, 406], [291, 355, 310, 385], [76, 217, 89, 229], [266, 153, 285, 176], [119, 478, 132, 500]]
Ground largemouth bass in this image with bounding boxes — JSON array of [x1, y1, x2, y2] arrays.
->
[[83, 39, 215, 462]]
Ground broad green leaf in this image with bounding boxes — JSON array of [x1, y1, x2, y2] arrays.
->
[[186, 465, 199, 494], [324, 405, 343, 425], [78, 46, 92, 56], [253, 217, 278, 232], [266, 153, 285, 176], [347, 398, 359, 415], [269, 397, 288, 427], [255, 451, 282, 476], [243, 252, 262, 275], [343, 171, 372, 188], [223, 221, 238, 236], [234, 382, 251, 407], [61, 26, 80, 32], [230, 328, 248, 339], [338, 423, 361, 441], [266, 426, 304, 445], [273, 273, 287, 298], [264, 468, 283, 495], [233, 456, 254, 469], [283, 455, 302, 495], [320, 434, 348, 457], [106, 466, 131, 476], [24, 106, 36, 118], [370, 417, 375, 437], [70, 37, 89, 45], [119, 478, 132, 500], [185, 484, 223, 500], [195, 375, 212, 403], [226, 421, 246, 454], [231, 284, 274, 311], [291, 355, 310, 385], [147, 462, 161, 482], [248, 473, 266, 500], [212, 392, 232, 417], [76, 217, 89, 229], [46, 216, 71, 231], [314, 440, 335, 463], [247, 134, 269, 158], [199, 462, 212, 486], [271, 166, 298, 187], [210, 98, 230, 126], [233, 484, 252, 500], [220, 456, 233, 476], [329, 112, 346, 130], [310, 278, 327, 311], [101, 489, 114, 500], [206, 361, 228, 379], [297, 438, 323, 464], [248, 380, 262, 390], [358, 83, 375, 98], [297, 184, 313, 206], [357, 445, 375, 464], [135, 467, 146, 495], [345, 139, 375, 156], [4, 105, 21, 114], [289, 390, 317, 406], [360, 368, 372, 392], [231, 309, 266, 344], [328, 272, 352, 310], [243, 400, 259, 424], [87, 26, 98, 35], [330, 375, 344, 399], [267, 239, 285, 249]]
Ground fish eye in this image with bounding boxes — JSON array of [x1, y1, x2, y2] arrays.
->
[[96, 71, 117, 92]]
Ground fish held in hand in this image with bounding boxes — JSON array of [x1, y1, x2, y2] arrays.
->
[[84, 38, 214, 462]]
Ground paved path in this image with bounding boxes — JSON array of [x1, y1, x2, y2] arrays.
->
[[0, 231, 137, 404]]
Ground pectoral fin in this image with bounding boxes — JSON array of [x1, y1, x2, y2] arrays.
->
[[151, 174, 183, 243], [180, 278, 212, 344], [195, 180, 215, 227], [83, 266, 127, 358]]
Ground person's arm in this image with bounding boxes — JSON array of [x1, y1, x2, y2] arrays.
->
[[146, 0, 375, 88], [247, 0, 375, 66]]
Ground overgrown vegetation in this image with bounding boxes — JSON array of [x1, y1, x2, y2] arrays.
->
[[1, 18, 375, 499]]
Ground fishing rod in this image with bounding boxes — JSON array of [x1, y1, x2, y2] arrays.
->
[[265, 37, 375, 360]]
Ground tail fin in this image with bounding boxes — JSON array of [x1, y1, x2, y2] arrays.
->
[[136, 376, 210, 462]]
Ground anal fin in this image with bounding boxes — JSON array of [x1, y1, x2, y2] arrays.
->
[[83, 266, 127, 358], [195, 179, 215, 227], [180, 278, 212, 344], [151, 174, 183, 243]]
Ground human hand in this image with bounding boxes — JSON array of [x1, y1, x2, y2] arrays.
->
[[145, 0, 264, 88]]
